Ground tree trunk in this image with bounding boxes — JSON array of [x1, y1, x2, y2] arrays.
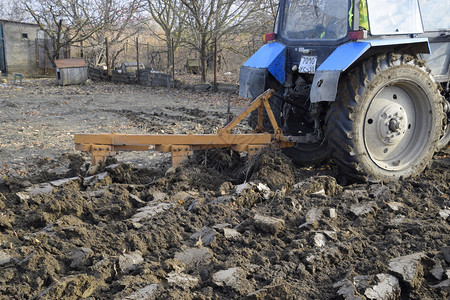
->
[[200, 34, 207, 82], [166, 35, 172, 72]]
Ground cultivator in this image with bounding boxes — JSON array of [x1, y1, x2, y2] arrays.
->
[[74, 89, 293, 167]]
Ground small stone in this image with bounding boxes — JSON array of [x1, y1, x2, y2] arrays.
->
[[323, 230, 337, 240], [368, 184, 390, 199], [50, 177, 79, 187], [104, 163, 121, 170], [16, 192, 31, 202], [129, 194, 145, 205], [174, 247, 212, 269], [388, 252, 427, 288], [25, 183, 53, 195], [223, 228, 241, 240], [294, 176, 342, 197], [389, 215, 407, 226], [190, 227, 216, 246], [212, 267, 246, 291], [306, 208, 321, 223], [364, 274, 400, 300], [118, 251, 144, 273], [299, 208, 321, 229], [439, 208, 450, 220], [430, 262, 444, 280], [235, 183, 250, 194], [350, 201, 377, 216], [166, 272, 199, 289], [130, 202, 172, 223], [353, 275, 371, 291], [441, 247, 450, 263], [83, 172, 109, 186], [314, 233, 327, 248], [333, 279, 364, 300], [342, 189, 369, 200], [0, 251, 12, 266], [254, 213, 285, 234], [431, 279, 450, 289], [236, 182, 271, 199], [152, 191, 167, 202], [124, 284, 160, 300], [386, 202, 406, 211], [69, 247, 93, 268], [328, 208, 337, 219]]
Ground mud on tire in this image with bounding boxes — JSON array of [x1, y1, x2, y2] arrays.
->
[[325, 53, 443, 182]]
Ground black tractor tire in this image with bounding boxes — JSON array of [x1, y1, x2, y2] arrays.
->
[[248, 93, 330, 165], [325, 53, 443, 182]]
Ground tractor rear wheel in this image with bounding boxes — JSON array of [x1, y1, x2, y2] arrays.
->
[[325, 54, 443, 181]]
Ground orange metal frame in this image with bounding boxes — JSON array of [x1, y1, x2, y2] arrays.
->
[[74, 89, 293, 166]]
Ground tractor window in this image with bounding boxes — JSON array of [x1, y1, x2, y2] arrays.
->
[[418, 0, 449, 30], [281, 0, 349, 40], [367, 0, 423, 35]]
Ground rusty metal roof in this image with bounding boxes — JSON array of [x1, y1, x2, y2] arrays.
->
[[54, 58, 87, 69]]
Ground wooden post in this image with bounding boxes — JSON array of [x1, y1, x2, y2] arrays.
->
[[227, 93, 231, 123], [136, 37, 140, 84], [172, 37, 175, 88], [105, 37, 110, 79], [213, 38, 217, 92]]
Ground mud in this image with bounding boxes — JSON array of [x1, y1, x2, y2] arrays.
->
[[0, 79, 449, 299]]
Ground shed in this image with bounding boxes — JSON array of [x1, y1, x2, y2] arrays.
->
[[54, 58, 88, 85]]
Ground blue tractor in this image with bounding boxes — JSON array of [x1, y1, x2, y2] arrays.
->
[[239, 0, 450, 181]]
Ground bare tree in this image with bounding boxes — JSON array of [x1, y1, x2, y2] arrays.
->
[[24, 0, 106, 66], [178, 0, 264, 82], [88, 0, 146, 70], [0, 0, 29, 22], [239, 0, 279, 56], [145, 0, 185, 71]]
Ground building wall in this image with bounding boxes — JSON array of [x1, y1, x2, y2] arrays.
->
[[0, 20, 39, 76]]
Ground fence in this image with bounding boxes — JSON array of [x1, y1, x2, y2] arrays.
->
[[81, 33, 265, 85], [12, 31, 265, 85]]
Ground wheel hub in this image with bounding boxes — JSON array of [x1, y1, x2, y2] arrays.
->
[[376, 104, 408, 145]]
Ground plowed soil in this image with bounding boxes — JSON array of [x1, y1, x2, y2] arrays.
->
[[0, 79, 448, 299]]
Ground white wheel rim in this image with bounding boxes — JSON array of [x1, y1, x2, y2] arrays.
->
[[364, 81, 432, 171]]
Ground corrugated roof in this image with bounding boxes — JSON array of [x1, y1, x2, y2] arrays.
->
[[54, 58, 87, 69]]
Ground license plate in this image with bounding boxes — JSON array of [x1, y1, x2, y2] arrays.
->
[[299, 56, 317, 74]]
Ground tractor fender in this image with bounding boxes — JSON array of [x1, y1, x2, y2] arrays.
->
[[239, 42, 286, 99], [311, 38, 430, 103]]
